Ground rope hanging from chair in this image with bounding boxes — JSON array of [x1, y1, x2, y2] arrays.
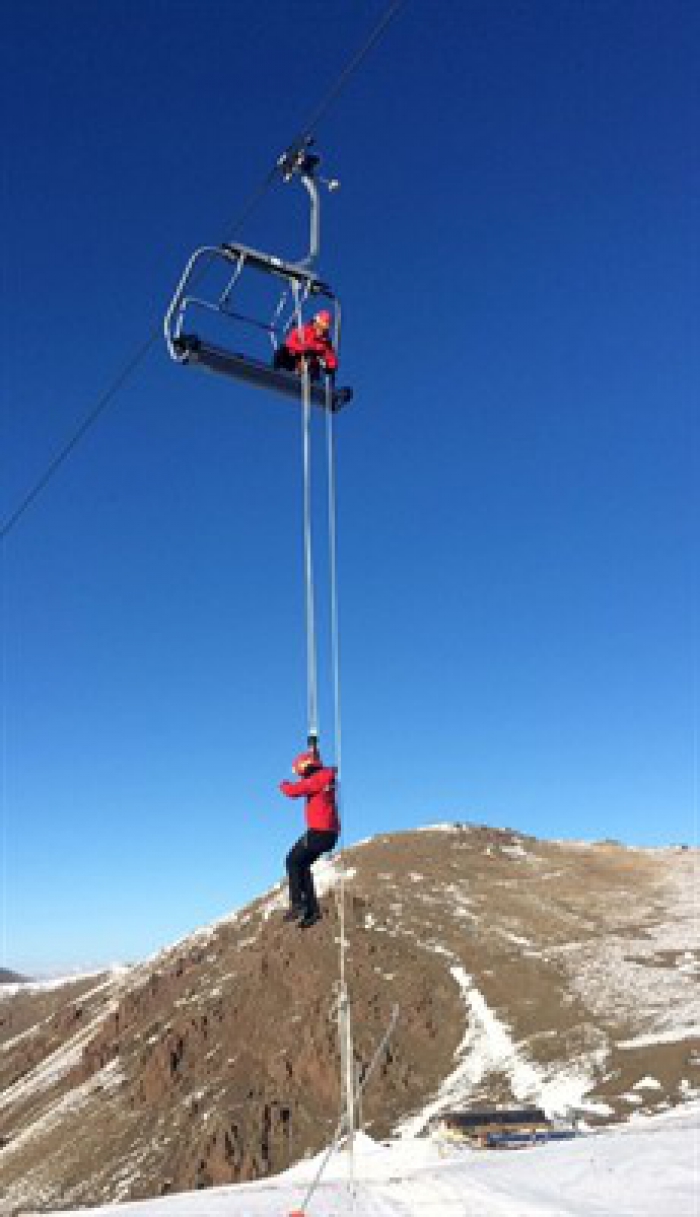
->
[[292, 281, 319, 745]]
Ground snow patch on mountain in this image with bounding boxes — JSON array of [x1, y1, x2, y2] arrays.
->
[[394, 963, 607, 1137], [1, 1059, 124, 1163], [561, 863, 699, 1038]]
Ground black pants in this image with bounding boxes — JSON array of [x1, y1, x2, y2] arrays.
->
[[273, 347, 322, 381], [286, 829, 338, 915]]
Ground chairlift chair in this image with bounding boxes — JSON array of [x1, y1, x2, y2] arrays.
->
[[163, 144, 353, 412]]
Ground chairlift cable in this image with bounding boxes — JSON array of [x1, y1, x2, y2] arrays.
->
[[0, 172, 274, 545], [289, 0, 407, 146], [0, 334, 159, 543], [1, 0, 404, 542]]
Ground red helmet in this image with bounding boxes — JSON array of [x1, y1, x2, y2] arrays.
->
[[313, 310, 331, 331], [292, 750, 321, 776]]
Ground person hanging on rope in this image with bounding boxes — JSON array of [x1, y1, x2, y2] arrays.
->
[[280, 742, 339, 929], [273, 310, 338, 381]]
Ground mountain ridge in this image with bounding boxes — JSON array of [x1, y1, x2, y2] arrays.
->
[[0, 970, 30, 986], [0, 823, 697, 1212]]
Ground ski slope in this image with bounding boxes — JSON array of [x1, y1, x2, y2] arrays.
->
[[25, 1106, 698, 1217]]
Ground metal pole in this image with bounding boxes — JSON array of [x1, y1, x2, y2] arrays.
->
[[338, 981, 356, 1193], [300, 173, 320, 269]]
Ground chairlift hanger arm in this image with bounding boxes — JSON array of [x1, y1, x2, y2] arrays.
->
[[276, 136, 340, 270]]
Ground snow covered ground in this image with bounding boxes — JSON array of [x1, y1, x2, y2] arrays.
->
[[25, 1105, 699, 1217]]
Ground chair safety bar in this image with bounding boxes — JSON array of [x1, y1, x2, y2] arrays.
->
[[221, 241, 332, 292], [164, 245, 335, 365]]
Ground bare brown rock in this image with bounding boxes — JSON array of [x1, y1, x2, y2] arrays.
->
[[0, 826, 697, 1213]]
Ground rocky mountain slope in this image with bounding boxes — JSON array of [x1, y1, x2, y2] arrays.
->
[[0, 825, 697, 1212]]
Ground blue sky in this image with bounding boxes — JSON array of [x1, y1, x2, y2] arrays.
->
[[1, 0, 697, 975]]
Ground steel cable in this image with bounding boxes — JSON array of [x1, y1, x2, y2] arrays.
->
[[0, 0, 406, 542]]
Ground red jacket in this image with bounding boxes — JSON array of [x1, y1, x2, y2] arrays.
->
[[279, 766, 340, 833], [284, 323, 338, 372]]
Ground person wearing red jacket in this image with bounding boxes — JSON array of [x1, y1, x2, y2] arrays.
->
[[273, 310, 338, 381], [279, 745, 339, 929]]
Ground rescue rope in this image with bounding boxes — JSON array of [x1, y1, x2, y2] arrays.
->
[[292, 276, 320, 746], [325, 387, 343, 809], [300, 362, 319, 743], [325, 376, 357, 1203]]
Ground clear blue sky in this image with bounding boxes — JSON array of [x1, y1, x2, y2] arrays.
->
[[1, 0, 697, 975]]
